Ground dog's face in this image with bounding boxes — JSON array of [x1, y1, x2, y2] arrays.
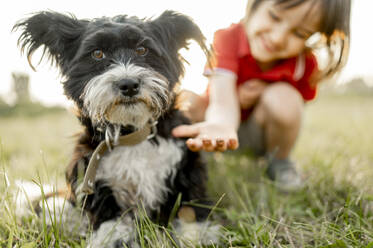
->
[[14, 11, 208, 128]]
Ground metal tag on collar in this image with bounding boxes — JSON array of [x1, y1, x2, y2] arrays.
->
[[147, 119, 158, 140], [105, 128, 113, 151]]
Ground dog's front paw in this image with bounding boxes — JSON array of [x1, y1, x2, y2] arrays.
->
[[88, 238, 139, 248], [114, 239, 140, 248], [87, 219, 136, 248], [173, 219, 222, 246]]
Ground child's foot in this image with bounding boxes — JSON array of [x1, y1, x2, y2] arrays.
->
[[266, 158, 304, 192]]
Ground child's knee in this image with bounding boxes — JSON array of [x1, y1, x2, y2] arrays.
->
[[258, 82, 304, 126]]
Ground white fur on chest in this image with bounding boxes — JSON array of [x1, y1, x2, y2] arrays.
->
[[95, 135, 184, 209]]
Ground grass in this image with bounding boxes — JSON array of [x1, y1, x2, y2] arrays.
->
[[0, 94, 373, 247]]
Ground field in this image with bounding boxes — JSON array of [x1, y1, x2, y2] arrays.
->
[[0, 94, 372, 247]]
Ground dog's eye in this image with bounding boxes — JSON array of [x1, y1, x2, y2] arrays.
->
[[135, 46, 148, 56], [92, 50, 105, 60]]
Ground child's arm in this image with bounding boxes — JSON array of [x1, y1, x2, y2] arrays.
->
[[172, 72, 240, 152]]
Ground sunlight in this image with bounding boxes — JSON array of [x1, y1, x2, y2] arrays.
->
[[0, 0, 371, 105]]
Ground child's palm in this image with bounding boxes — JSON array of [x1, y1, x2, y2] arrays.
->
[[172, 122, 238, 152]]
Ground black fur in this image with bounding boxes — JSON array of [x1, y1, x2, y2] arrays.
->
[[14, 11, 208, 107]]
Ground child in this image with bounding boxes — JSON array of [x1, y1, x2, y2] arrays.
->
[[172, 0, 351, 191]]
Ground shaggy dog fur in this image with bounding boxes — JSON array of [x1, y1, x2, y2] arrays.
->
[[14, 10, 219, 247]]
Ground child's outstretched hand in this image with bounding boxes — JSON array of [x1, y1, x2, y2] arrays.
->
[[172, 122, 238, 152]]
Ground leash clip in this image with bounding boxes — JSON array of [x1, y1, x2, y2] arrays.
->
[[147, 119, 158, 140], [105, 128, 113, 151]]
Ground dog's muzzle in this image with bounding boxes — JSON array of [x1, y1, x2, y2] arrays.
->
[[82, 63, 170, 127]]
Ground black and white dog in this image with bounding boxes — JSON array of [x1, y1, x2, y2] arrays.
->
[[14, 10, 219, 247]]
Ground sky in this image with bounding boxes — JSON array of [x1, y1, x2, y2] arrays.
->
[[0, 0, 372, 106]]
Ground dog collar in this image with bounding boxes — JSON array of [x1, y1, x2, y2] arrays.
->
[[81, 121, 157, 195]]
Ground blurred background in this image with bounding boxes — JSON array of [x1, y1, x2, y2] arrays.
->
[[0, 0, 372, 107]]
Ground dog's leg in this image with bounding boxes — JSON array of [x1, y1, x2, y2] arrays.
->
[[76, 179, 140, 247], [65, 133, 141, 246], [172, 198, 222, 246], [42, 194, 89, 237], [161, 150, 222, 245], [87, 216, 139, 248], [173, 216, 221, 247]]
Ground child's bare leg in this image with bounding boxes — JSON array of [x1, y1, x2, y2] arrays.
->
[[253, 82, 304, 159], [178, 90, 209, 123], [250, 82, 304, 190]]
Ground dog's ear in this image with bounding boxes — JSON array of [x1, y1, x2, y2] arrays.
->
[[149, 11, 209, 56], [13, 11, 87, 71]]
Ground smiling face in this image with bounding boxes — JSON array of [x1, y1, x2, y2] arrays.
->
[[246, 0, 321, 67]]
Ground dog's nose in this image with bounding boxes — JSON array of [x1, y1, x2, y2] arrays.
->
[[117, 79, 140, 97]]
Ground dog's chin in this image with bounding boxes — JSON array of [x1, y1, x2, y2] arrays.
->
[[103, 102, 153, 128]]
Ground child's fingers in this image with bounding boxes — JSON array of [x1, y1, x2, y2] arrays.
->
[[227, 138, 239, 150], [186, 138, 202, 152], [187, 137, 236, 152], [215, 138, 227, 152], [202, 138, 215, 152]]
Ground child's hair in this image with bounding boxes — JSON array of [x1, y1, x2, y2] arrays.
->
[[243, 0, 351, 81]]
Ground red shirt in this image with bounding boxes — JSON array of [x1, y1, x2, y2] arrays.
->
[[205, 23, 318, 120]]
